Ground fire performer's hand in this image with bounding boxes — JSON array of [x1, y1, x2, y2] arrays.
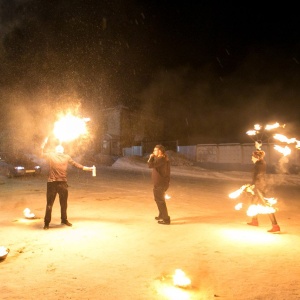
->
[[147, 153, 155, 162], [83, 166, 93, 171]]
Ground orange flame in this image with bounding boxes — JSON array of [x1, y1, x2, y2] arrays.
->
[[229, 184, 253, 199], [246, 130, 257, 136], [273, 134, 297, 144], [274, 145, 291, 156], [23, 208, 35, 219], [53, 113, 90, 143], [265, 122, 285, 131], [254, 124, 261, 130], [264, 197, 277, 205], [173, 269, 191, 288], [165, 194, 171, 200], [247, 204, 276, 217], [235, 203, 243, 210]]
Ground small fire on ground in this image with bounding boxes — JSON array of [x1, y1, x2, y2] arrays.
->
[[23, 208, 35, 219]]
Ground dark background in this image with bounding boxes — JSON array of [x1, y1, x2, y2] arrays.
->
[[0, 0, 299, 147]]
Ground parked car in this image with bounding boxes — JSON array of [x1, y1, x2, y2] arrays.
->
[[0, 152, 41, 178]]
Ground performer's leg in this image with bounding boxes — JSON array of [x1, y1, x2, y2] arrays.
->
[[268, 213, 278, 225], [153, 186, 170, 223], [58, 182, 69, 222], [44, 182, 57, 225], [267, 214, 280, 232], [247, 194, 259, 226]]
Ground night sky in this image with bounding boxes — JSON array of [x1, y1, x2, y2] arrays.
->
[[0, 0, 299, 147]]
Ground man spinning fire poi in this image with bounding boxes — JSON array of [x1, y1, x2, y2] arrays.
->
[[247, 150, 281, 233], [41, 114, 93, 230]]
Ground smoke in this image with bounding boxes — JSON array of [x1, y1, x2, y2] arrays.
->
[[0, 0, 299, 149], [0, 86, 95, 154], [275, 156, 289, 174]]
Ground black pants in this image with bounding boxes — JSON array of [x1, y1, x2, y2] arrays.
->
[[44, 181, 69, 224], [153, 185, 170, 221]]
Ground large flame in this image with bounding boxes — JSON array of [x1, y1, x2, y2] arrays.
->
[[173, 269, 191, 288], [247, 204, 276, 217], [274, 145, 291, 156], [53, 113, 90, 143], [273, 134, 297, 144], [229, 185, 278, 216]]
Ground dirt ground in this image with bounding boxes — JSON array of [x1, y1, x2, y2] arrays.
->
[[1, 163, 300, 300]]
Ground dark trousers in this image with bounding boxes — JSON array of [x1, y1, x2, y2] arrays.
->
[[153, 186, 170, 221], [44, 181, 69, 224]]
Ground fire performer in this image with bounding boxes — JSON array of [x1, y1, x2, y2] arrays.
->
[[41, 140, 93, 230], [147, 145, 171, 225], [247, 150, 281, 233]]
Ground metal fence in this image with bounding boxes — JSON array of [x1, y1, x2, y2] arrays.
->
[[123, 143, 300, 173]]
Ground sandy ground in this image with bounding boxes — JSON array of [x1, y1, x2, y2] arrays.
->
[[1, 162, 300, 300]]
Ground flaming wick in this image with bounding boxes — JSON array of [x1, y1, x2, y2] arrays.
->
[[173, 269, 191, 288], [23, 208, 35, 219]]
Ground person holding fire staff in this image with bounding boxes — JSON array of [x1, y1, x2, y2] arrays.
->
[[247, 149, 281, 233], [147, 144, 171, 225], [41, 139, 93, 230]]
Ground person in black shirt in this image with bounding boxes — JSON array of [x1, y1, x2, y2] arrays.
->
[[147, 145, 171, 225]]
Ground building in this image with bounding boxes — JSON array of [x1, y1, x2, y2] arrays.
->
[[99, 105, 163, 155]]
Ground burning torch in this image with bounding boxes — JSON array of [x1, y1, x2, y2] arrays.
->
[[42, 113, 96, 176]]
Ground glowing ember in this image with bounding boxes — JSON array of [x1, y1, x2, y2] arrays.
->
[[23, 208, 35, 219], [246, 124, 262, 136], [235, 203, 243, 210], [53, 113, 90, 143], [165, 194, 171, 200], [254, 124, 261, 130], [246, 130, 257, 136], [247, 204, 276, 217], [264, 197, 277, 205], [274, 145, 291, 156], [173, 269, 191, 288]]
